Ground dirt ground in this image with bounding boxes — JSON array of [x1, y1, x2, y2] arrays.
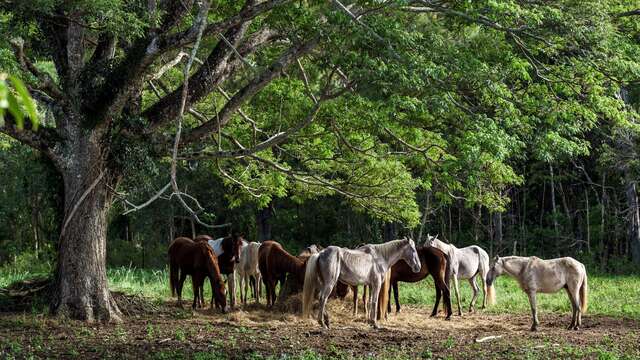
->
[[1, 295, 639, 359]]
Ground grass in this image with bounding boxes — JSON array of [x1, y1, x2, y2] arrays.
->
[[103, 266, 640, 321], [398, 273, 640, 320], [3, 262, 638, 320]]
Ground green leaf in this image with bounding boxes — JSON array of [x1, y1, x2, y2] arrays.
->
[[6, 92, 24, 130], [8, 75, 38, 130]]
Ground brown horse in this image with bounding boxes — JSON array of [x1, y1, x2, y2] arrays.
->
[[388, 245, 453, 319], [168, 237, 227, 311], [258, 240, 308, 307], [194, 233, 245, 306]]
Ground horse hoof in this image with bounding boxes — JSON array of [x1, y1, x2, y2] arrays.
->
[[530, 326, 538, 332], [445, 316, 451, 321]]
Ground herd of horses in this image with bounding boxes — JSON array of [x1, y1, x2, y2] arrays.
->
[[168, 234, 589, 331]]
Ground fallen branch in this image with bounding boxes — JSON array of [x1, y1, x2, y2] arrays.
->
[[474, 335, 503, 343]]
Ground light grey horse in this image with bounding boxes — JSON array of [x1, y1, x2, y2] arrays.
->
[[427, 235, 495, 314], [236, 241, 261, 305], [302, 238, 421, 329], [487, 256, 588, 331]]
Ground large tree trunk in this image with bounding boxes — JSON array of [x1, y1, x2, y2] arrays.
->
[[50, 130, 122, 322]]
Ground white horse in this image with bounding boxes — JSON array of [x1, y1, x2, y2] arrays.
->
[[302, 238, 421, 329], [427, 235, 495, 314], [236, 241, 261, 305], [487, 256, 588, 331]]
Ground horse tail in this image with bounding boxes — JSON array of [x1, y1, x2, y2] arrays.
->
[[169, 259, 179, 297], [302, 253, 320, 318], [443, 251, 452, 288], [486, 280, 496, 306], [480, 249, 496, 305], [378, 270, 391, 320], [579, 272, 588, 314]]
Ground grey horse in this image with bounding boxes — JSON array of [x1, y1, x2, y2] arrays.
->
[[302, 238, 421, 329]]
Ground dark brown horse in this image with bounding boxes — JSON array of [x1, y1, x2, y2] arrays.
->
[[258, 240, 308, 307], [168, 237, 227, 311], [388, 245, 453, 319]]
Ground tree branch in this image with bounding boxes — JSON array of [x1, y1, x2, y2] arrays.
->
[[180, 100, 323, 159], [180, 36, 320, 143], [10, 38, 65, 101]]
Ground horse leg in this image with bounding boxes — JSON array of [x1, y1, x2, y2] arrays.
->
[[318, 284, 334, 328], [177, 271, 188, 307], [481, 276, 488, 309], [527, 290, 539, 331], [432, 280, 442, 317], [452, 275, 463, 316], [228, 272, 236, 308], [392, 281, 400, 313], [566, 286, 580, 330], [198, 279, 204, 308], [191, 275, 200, 309], [469, 275, 479, 313], [254, 273, 261, 304], [368, 279, 382, 329], [352, 286, 358, 316], [363, 286, 369, 319], [386, 283, 392, 315]]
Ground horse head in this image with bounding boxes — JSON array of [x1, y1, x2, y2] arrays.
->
[[423, 233, 439, 246], [403, 237, 422, 273], [204, 246, 229, 313], [229, 232, 245, 264], [486, 256, 504, 286]]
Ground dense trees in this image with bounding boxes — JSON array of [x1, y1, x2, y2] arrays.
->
[[0, 0, 639, 322]]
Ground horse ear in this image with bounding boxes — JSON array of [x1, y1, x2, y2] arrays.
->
[[493, 255, 500, 263]]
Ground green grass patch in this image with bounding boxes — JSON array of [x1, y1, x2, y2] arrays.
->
[[2, 264, 640, 320], [398, 274, 640, 320]]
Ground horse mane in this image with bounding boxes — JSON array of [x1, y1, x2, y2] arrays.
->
[[264, 241, 306, 281], [201, 243, 224, 285], [366, 239, 409, 260]]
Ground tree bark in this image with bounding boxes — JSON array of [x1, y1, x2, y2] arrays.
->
[[256, 202, 273, 242], [549, 163, 560, 257], [492, 211, 502, 254], [625, 176, 640, 265], [50, 129, 122, 323], [383, 222, 397, 242]]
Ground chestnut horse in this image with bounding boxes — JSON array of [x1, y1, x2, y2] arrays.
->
[[168, 237, 227, 311], [194, 233, 245, 307], [387, 245, 453, 320], [258, 240, 308, 307]]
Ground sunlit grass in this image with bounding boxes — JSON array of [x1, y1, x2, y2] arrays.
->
[[398, 274, 640, 320], [2, 262, 639, 320]]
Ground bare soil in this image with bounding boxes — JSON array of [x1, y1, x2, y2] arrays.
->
[[1, 294, 639, 359]]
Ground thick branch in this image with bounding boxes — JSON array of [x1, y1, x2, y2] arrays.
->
[[143, 22, 252, 132], [617, 9, 640, 17], [181, 36, 320, 143], [10, 38, 65, 101], [90, 1, 285, 128], [0, 115, 60, 160]]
